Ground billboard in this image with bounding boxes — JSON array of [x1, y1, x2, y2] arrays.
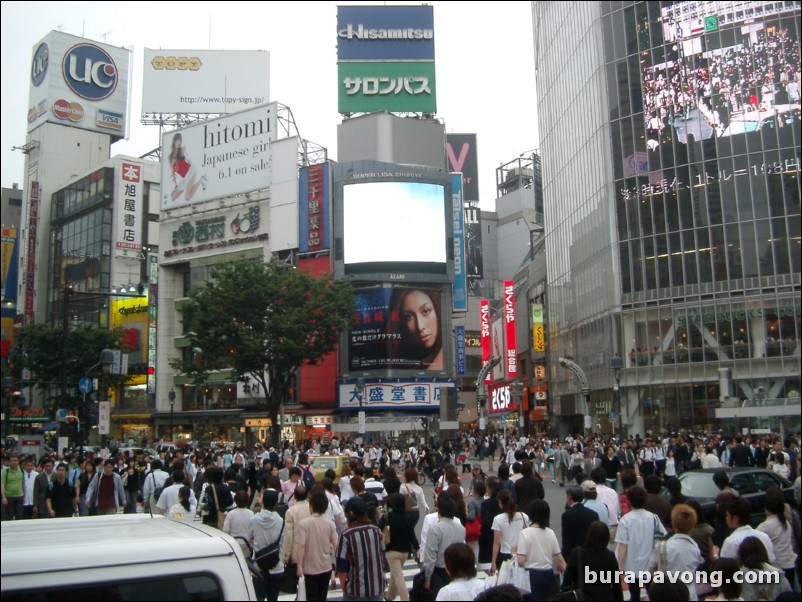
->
[[142, 49, 269, 114], [110, 297, 149, 368], [343, 181, 446, 266], [446, 134, 479, 202], [115, 160, 143, 254], [504, 280, 518, 378], [532, 303, 545, 352], [337, 5, 435, 61], [451, 174, 467, 312], [162, 201, 269, 261], [337, 379, 447, 411], [338, 61, 436, 114], [27, 31, 130, 138], [299, 163, 330, 253], [464, 205, 484, 294], [349, 287, 445, 372], [488, 383, 519, 414], [160, 102, 277, 210]]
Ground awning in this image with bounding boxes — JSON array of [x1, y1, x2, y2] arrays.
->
[[112, 413, 153, 421], [285, 408, 336, 416]]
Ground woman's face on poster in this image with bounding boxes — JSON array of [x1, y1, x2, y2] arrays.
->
[[401, 290, 438, 350]]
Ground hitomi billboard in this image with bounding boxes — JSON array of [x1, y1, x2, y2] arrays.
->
[[27, 31, 131, 138], [142, 49, 269, 114], [160, 103, 277, 210]]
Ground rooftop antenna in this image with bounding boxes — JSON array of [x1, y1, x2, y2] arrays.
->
[[101, 31, 112, 43]]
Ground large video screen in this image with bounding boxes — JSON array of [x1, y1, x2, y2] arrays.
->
[[643, 4, 800, 154], [349, 287, 445, 372], [343, 181, 446, 265]]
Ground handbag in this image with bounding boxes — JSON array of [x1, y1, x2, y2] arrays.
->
[[280, 563, 298, 594], [559, 548, 586, 601], [507, 558, 532, 593], [409, 571, 436, 602], [465, 514, 482, 542], [648, 514, 669, 571], [255, 522, 285, 572], [210, 483, 226, 530], [401, 483, 418, 511]]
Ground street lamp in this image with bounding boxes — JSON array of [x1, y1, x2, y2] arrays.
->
[[611, 354, 624, 439], [168, 388, 176, 442]]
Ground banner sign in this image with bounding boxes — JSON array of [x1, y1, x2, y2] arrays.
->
[[504, 280, 517, 378], [456, 326, 465, 376], [115, 160, 143, 253], [451, 174, 467, 311], [299, 163, 330, 253], [337, 379, 451, 410], [480, 299, 491, 383], [446, 134, 479, 202], [532, 303, 545, 352]]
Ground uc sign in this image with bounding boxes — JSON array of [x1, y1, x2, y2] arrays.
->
[[489, 385, 518, 414], [63, 43, 118, 101]]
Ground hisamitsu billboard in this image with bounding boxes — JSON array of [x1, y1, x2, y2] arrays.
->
[[337, 5, 435, 61]]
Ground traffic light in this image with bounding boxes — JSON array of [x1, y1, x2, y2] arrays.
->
[[147, 366, 155, 375]]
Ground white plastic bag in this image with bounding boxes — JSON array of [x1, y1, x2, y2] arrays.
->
[[297, 576, 306, 602]]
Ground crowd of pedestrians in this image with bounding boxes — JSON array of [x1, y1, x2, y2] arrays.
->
[[2, 429, 801, 601]]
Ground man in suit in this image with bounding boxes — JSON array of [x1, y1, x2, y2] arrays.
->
[[32, 457, 55, 519], [584, 448, 602, 475], [729, 435, 753, 467], [561, 486, 599, 557]]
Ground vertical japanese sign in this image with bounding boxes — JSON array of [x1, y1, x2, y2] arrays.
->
[[148, 253, 158, 396], [532, 303, 545, 352], [480, 299, 491, 383], [24, 181, 40, 324], [504, 279, 517, 378], [455, 325, 465, 376], [98, 401, 110, 435], [300, 163, 330, 252], [116, 161, 142, 253], [451, 174, 467, 312]]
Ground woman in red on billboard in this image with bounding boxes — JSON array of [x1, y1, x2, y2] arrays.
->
[[387, 288, 443, 371], [167, 133, 207, 203]]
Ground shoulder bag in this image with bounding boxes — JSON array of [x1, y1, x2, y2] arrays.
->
[[401, 483, 419, 511], [255, 521, 285, 572], [210, 483, 226, 530]]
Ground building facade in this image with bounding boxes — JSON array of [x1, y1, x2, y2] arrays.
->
[[535, 1, 801, 436]]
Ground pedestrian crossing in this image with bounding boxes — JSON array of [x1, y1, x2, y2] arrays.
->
[[276, 559, 492, 602]]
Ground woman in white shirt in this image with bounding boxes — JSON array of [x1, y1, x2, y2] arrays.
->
[[435, 543, 486, 602], [517, 499, 565, 600], [223, 490, 255, 542], [490, 489, 528, 574], [756, 495, 798, 587], [166, 485, 197, 524], [338, 463, 354, 501], [400, 467, 429, 529]]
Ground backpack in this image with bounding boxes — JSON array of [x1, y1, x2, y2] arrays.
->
[[301, 466, 316, 490]]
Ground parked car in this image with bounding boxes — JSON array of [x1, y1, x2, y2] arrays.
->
[[663, 467, 796, 526], [1, 515, 257, 600]]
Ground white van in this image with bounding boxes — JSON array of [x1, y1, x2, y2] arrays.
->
[[1, 514, 256, 600]]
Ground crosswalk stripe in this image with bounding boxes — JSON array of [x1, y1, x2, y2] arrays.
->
[[275, 559, 492, 602]]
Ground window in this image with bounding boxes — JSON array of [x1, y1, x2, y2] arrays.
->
[[3, 574, 224, 601]]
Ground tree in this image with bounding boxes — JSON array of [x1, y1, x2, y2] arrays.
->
[[11, 324, 124, 400], [173, 259, 354, 443]]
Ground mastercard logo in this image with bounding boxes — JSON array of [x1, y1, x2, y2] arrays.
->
[[53, 98, 85, 122]]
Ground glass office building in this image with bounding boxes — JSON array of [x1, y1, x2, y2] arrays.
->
[[535, 1, 800, 435]]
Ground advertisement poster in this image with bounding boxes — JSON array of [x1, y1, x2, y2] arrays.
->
[[349, 287, 444, 372]]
